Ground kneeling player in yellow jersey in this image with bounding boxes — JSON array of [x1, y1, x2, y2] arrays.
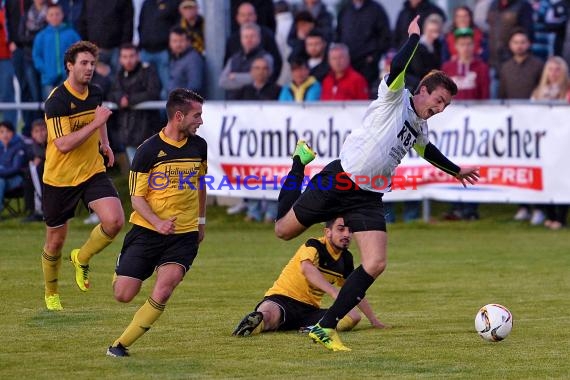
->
[[233, 217, 386, 350]]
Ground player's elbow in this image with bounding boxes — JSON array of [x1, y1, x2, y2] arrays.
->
[[53, 139, 71, 153]]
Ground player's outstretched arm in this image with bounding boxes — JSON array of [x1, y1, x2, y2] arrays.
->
[[386, 15, 421, 88], [300, 260, 340, 299], [356, 298, 388, 329], [415, 143, 480, 187]]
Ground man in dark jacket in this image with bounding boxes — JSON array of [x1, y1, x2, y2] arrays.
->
[[76, 0, 133, 74], [108, 43, 161, 165], [393, 0, 446, 49], [336, 0, 392, 89], [138, 0, 179, 99]]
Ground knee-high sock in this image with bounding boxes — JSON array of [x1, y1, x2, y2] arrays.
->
[[319, 266, 375, 328], [78, 223, 113, 264], [113, 297, 165, 348], [336, 314, 357, 332], [277, 157, 305, 220], [42, 250, 62, 296]]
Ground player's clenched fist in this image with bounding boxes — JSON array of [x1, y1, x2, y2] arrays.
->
[[94, 105, 113, 127]]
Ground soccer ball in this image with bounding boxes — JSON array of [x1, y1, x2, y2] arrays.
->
[[474, 304, 513, 342]]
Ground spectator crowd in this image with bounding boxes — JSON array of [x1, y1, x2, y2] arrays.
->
[[1, 0, 569, 229]]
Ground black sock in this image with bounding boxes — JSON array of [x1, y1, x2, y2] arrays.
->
[[277, 156, 305, 220], [319, 266, 375, 328]]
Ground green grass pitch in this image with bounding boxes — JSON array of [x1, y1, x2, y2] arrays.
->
[[0, 204, 569, 379]]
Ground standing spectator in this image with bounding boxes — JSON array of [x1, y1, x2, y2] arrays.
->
[[167, 26, 204, 95], [0, 121, 26, 219], [443, 6, 487, 61], [321, 43, 369, 101], [296, 0, 333, 43], [408, 14, 444, 92], [336, 0, 391, 92], [231, 0, 275, 33], [22, 119, 46, 222], [57, 0, 83, 29], [274, 0, 293, 85], [531, 56, 569, 230], [499, 29, 544, 99], [7, 0, 43, 135], [530, 0, 568, 60], [487, 0, 535, 97], [442, 28, 490, 221], [234, 56, 280, 223], [219, 23, 273, 100], [177, 0, 204, 55], [393, 0, 446, 49], [304, 29, 329, 82], [224, 2, 282, 82], [138, 0, 179, 100], [499, 29, 544, 224], [108, 43, 161, 166], [77, 0, 133, 75], [32, 3, 80, 99], [287, 10, 316, 65], [279, 56, 321, 102], [0, 3, 17, 127]]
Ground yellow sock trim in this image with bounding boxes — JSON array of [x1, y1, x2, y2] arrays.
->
[[336, 314, 357, 332], [113, 297, 165, 347], [42, 250, 61, 297], [78, 224, 114, 264]]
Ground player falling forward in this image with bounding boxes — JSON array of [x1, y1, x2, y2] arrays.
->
[[274, 16, 480, 351]]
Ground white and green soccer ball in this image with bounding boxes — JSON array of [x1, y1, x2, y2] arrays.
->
[[474, 304, 513, 342]]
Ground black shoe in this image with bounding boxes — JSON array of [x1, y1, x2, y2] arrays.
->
[[106, 343, 129, 357], [232, 311, 263, 336]]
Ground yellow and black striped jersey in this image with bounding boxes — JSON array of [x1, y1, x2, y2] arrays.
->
[[129, 130, 207, 233], [266, 237, 354, 307], [43, 81, 105, 186]]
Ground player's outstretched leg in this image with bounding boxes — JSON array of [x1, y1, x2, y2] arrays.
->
[[232, 311, 264, 337], [276, 140, 315, 220]]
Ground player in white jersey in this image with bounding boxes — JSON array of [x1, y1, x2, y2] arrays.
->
[[273, 16, 480, 352]]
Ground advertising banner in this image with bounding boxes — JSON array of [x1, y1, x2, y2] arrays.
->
[[199, 102, 570, 203]]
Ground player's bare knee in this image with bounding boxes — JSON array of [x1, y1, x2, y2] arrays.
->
[[274, 222, 293, 240], [114, 289, 136, 303], [363, 259, 387, 278], [101, 215, 124, 237]]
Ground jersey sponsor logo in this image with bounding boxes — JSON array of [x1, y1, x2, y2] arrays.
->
[[157, 150, 168, 158]]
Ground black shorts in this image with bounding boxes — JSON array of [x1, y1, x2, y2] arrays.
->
[[115, 225, 199, 281], [43, 172, 119, 227], [257, 294, 326, 331], [292, 160, 386, 232]]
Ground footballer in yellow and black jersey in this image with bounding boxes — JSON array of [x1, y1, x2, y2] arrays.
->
[[43, 81, 105, 187], [129, 129, 207, 233], [265, 236, 354, 308]]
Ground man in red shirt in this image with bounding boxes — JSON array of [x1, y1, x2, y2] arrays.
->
[[441, 28, 490, 100], [321, 43, 369, 100], [0, 4, 16, 126]]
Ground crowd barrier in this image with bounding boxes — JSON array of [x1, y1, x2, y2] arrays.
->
[[3, 100, 569, 214]]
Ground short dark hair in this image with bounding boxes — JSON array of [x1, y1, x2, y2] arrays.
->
[[47, 3, 63, 10], [0, 120, 15, 132], [415, 70, 458, 96], [64, 41, 99, 74], [294, 10, 315, 24], [509, 27, 529, 42], [119, 42, 139, 53], [289, 55, 308, 70], [166, 88, 204, 120], [170, 26, 189, 38], [306, 29, 325, 41], [325, 217, 341, 229]]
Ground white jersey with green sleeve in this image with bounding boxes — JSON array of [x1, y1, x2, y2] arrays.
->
[[339, 76, 429, 193]]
